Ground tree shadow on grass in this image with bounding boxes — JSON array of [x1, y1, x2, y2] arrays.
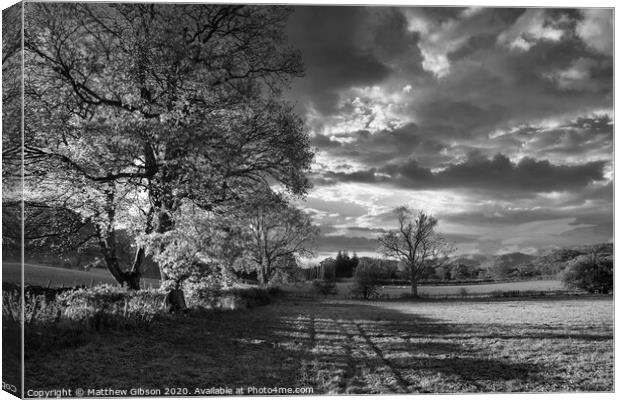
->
[[286, 301, 546, 393], [24, 297, 605, 394]]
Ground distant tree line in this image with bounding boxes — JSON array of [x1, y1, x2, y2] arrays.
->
[[300, 241, 613, 288]]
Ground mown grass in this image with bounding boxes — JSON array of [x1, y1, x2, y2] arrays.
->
[[3, 262, 161, 288], [24, 296, 612, 394], [284, 279, 568, 299]]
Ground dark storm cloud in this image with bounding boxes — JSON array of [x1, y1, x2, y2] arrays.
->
[[506, 37, 612, 96], [287, 6, 422, 115], [370, 8, 422, 61], [414, 100, 509, 139], [312, 123, 450, 168], [431, 154, 605, 192], [447, 32, 497, 61], [409, 7, 467, 21], [313, 110, 613, 180], [446, 8, 526, 61], [401, 10, 612, 141], [317, 153, 607, 194]]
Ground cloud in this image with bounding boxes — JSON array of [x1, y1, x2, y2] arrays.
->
[[576, 9, 613, 55], [432, 154, 606, 192], [404, 7, 524, 77], [287, 6, 421, 116], [311, 123, 450, 169], [497, 9, 565, 51], [443, 188, 612, 228], [285, 7, 612, 257], [315, 234, 380, 253], [318, 153, 607, 195]]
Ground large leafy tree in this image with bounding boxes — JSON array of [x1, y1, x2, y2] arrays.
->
[[22, 3, 313, 289]]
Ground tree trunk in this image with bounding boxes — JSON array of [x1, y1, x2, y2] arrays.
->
[[100, 244, 126, 285], [126, 246, 146, 290], [158, 266, 169, 283], [411, 282, 418, 298], [98, 230, 135, 289], [410, 267, 418, 298], [153, 207, 174, 285], [165, 287, 187, 312], [258, 264, 267, 286], [97, 188, 141, 289]]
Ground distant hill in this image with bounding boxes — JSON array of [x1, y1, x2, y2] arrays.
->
[[449, 254, 491, 267]]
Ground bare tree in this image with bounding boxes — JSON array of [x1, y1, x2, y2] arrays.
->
[[229, 191, 319, 286], [378, 206, 452, 297]]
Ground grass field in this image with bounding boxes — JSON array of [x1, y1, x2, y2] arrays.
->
[[4, 262, 566, 297], [3, 262, 160, 288], [285, 279, 567, 298], [25, 296, 613, 394]]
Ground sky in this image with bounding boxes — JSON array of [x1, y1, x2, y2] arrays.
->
[[283, 6, 613, 260]]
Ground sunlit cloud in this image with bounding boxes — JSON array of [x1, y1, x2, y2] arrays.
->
[[285, 6, 612, 257]]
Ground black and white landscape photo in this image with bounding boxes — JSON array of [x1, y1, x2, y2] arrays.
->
[[1, 2, 614, 397]]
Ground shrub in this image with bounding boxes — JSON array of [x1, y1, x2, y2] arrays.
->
[[350, 260, 381, 300], [55, 284, 166, 330], [561, 254, 613, 294], [182, 278, 273, 310], [312, 280, 338, 297], [182, 274, 224, 309]]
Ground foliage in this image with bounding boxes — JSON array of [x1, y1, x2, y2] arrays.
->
[[483, 252, 536, 280], [183, 280, 273, 310], [449, 263, 481, 281], [55, 285, 166, 329], [143, 194, 317, 288], [312, 280, 338, 297], [268, 255, 301, 285], [224, 190, 319, 285], [3, 284, 166, 334], [351, 257, 404, 282], [143, 204, 233, 286], [524, 243, 613, 277], [318, 258, 337, 281], [350, 259, 382, 300], [334, 251, 359, 278], [561, 254, 613, 294]]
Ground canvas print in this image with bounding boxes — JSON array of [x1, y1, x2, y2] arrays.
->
[[2, 2, 614, 397]]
